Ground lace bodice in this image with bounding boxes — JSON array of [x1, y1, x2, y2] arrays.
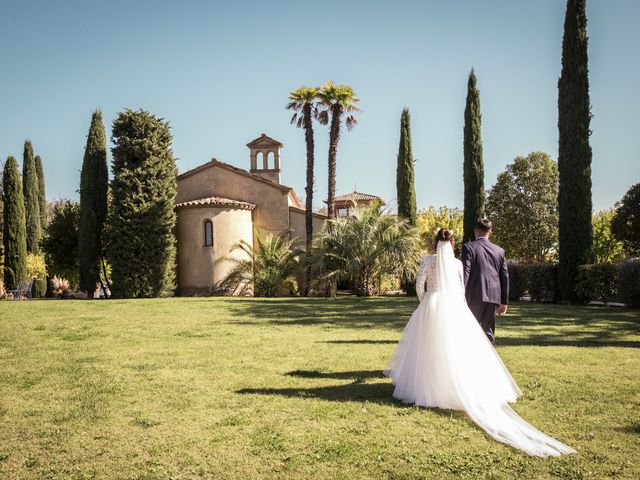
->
[[416, 254, 465, 301]]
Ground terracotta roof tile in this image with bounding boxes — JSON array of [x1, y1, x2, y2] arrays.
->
[[331, 191, 385, 204], [175, 196, 256, 210]]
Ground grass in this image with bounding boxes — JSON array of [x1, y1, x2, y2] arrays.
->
[[0, 297, 638, 479]]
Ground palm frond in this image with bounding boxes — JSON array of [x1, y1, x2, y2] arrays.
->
[[217, 231, 303, 297], [311, 205, 421, 295]]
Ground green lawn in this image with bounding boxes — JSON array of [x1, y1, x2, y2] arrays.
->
[[0, 298, 638, 479]]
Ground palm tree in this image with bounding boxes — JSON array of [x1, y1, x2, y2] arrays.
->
[[287, 86, 319, 296], [312, 205, 422, 296], [217, 231, 303, 297], [317, 81, 360, 218]]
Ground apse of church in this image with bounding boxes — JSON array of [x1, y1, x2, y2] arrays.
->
[[174, 134, 325, 296]]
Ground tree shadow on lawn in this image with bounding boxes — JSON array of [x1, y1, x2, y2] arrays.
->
[[497, 303, 640, 348], [224, 297, 415, 330], [225, 298, 639, 348]]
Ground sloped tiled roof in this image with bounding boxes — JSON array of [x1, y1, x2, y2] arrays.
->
[[331, 191, 385, 205], [177, 159, 292, 193], [175, 196, 256, 210]]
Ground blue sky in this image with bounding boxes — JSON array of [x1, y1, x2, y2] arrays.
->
[[0, 0, 638, 212]]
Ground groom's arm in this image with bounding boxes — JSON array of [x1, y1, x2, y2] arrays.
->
[[461, 243, 472, 288], [499, 250, 509, 305]]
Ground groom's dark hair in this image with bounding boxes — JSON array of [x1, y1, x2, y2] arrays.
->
[[476, 219, 493, 232]]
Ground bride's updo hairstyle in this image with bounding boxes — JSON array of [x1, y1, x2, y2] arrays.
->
[[436, 228, 454, 247]]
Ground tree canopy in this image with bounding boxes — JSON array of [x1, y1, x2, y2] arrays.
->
[[611, 182, 640, 256], [486, 152, 559, 261]]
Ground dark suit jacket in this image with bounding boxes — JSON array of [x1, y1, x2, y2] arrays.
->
[[461, 237, 509, 305]]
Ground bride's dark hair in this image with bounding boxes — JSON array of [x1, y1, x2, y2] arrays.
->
[[436, 228, 454, 246]]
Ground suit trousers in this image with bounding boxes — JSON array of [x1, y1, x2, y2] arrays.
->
[[468, 301, 498, 344]]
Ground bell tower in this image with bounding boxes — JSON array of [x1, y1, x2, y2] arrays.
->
[[247, 133, 283, 184]]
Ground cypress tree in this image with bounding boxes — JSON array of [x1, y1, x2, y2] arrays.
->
[[558, 0, 593, 301], [108, 109, 177, 298], [463, 69, 485, 244], [0, 177, 4, 277], [3, 157, 28, 289], [79, 110, 109, 298], [22, 140, 41, 252], [396, 108, 418, 295], [396, 108, 417, 226], [35, 155, 47, 229]]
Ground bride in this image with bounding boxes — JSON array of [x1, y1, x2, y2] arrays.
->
[[384, 228, 575, 457]]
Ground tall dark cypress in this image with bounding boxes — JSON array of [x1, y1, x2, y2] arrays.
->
[[558, 0, 593, 301], [3, 157, 28, 289], [396, 107, 417, 295], [109, 109, 177, 298], [35, 155, 47, 229], [463, 69, 485, 244], [396, 108, 417, 226], [0, 178, 3, 276], [78, 110, 109, 297], [22, 140, 41, 252]]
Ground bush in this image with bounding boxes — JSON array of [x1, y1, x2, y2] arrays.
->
[[575, 263, 618, 303], [529, 263, 560, 303], [617, 258, 640, 308], [507, 262, 531, 301], [30, 278, 47, 299], [41, 200, 79, 287], [26, 252, 46, 280], [51, 275, 70, 298], [24, 253, 47, 298]]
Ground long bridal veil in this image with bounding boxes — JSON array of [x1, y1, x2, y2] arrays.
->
[[436, 242, 575, 457], [386, 241, 575, 457]]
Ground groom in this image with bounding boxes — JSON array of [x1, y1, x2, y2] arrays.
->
[[461, 219, 509, 344]]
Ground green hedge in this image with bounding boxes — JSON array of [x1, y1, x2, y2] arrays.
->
[[528, 263, 561, 303], [501, 260, 638, 307], [575, 264, 618, 303], [507, 262, 530, 301], [618, 258, 640, 308], [506, 262, 559, 302]]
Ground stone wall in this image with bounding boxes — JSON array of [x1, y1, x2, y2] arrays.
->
[[176, 206, 253, 295]]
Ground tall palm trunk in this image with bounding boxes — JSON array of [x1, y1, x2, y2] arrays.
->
[[327, 103, 342, 218], [303, 103, 315, 296]]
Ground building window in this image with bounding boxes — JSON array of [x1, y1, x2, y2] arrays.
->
[[337, 207, 349, 217], [204, 220, 213, 247]]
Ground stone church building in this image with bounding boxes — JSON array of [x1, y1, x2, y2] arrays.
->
[[175, 134, 326, 295]]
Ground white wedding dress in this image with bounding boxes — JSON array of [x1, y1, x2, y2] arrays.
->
[[384, 241, 575, 457]]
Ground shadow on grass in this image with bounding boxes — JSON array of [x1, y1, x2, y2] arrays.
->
[[496, 337, 640, 348], [237, 381, 400, 406], [323, 340, 397, 345], [285, 369, 385, 381], [616, 423, 640, 435], [496, 303, 640, 348], [237, 376, 467, 420], [224, 297, 415, 330], [224, 298, 639, 348]]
